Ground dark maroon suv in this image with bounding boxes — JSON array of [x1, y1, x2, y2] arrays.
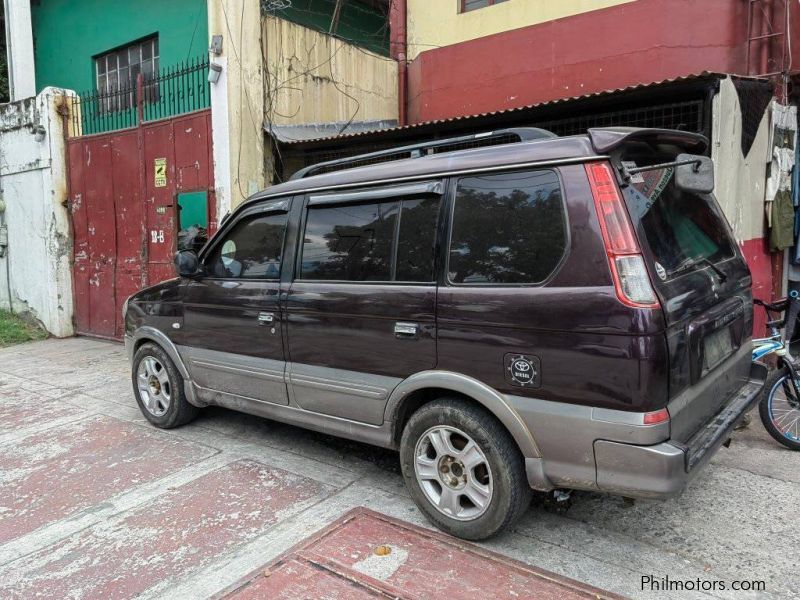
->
[[124, 127, 766, 539]]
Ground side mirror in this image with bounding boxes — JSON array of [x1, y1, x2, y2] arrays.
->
[[174, 250, 201, 278], [675, 153, 714, 194]]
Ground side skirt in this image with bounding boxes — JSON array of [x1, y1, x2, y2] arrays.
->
[[192, 383, 397, 450]]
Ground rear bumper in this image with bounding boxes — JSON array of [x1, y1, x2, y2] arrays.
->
[[593, 361, 767, 498]]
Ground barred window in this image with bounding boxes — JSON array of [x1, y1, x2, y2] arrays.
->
[[95, 37, 159, 110]]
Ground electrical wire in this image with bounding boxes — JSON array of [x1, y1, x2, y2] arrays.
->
[[259, 0, 416, 180], [186, 2, 204, 60]]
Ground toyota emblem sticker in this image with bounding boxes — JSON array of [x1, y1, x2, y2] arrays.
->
[[504, 354, 541, 388]]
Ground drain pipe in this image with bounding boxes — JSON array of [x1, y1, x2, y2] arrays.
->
[[390, 0, 408, 126]]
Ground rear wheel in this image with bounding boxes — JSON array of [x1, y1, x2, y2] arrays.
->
[[132, 343, 198, 429], [399, 398, 532, 540], [759, 366, 800, 450]]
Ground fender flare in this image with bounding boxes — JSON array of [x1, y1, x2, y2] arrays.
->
[[385, 370, 541, 458], [130, 326, 191, 379], [129, 327, 203, 407]]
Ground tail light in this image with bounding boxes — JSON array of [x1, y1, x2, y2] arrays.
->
[[585, 162, 659, 309], [643, 407, 670, 425]]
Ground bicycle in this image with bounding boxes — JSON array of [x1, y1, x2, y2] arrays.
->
[[753, 298, 800, 450]]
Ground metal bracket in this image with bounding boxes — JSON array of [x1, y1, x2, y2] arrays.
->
[[619, 157, 701, 182]]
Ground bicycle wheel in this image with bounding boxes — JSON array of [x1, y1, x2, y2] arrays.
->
[[759, 366, 800, 450]]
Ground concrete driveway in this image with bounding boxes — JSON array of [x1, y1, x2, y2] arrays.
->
[[0, 337, 796, 599]]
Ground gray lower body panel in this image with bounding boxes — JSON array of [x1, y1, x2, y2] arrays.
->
[[594, 362, 766, 498], [288, 363, 401, 426], [512, 361, 766, 498], [594, 441, 687, 498], [178, 346, 289, 406], [124, 335, 134, 362], [508, 393, 669, 492], [193, 382, 396, 448]]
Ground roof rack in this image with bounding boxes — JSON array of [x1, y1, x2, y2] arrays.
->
[[289, 127, 557, 180]]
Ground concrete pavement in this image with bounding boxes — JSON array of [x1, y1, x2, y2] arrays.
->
[[0, 337, 797, 599]]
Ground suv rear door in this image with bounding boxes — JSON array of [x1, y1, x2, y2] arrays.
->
[[285, 182, 443, 425], [605, 131, 754, 442]]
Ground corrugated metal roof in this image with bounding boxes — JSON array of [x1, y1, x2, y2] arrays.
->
[[268, 72, 741, 146], [268, 120, 398, 143]]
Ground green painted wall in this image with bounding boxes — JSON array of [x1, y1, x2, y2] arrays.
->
[[31, 0, 208, 94]]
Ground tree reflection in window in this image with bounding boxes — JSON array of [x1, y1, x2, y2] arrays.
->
[[206, 213, 287, 279], [448, 170, 566, 284], [301, 197, 441, 282], [302, 202, 399, 281], [396, 197, 440, 281]]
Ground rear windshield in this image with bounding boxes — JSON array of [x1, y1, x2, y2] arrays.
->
[[621, 164, 734, 281]]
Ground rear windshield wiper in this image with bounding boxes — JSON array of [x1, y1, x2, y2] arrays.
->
[[671, 257, 728, 282]]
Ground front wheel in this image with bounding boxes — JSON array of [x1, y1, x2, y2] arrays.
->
[[399, 398, 532, 540], [759, 366, 800, 450], [132, 343, 199, 429]]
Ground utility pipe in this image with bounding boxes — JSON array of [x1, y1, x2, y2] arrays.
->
[[390, 0, 408, 126]]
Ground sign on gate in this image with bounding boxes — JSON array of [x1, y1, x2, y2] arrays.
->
[[154, 157, 167, 187]]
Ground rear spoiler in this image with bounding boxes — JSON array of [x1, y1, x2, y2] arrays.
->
[[588, 127, 708, 154]]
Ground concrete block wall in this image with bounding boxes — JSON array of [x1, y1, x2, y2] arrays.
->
[[0, 88, 74, 337]]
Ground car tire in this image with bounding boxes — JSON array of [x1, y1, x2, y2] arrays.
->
[[399, 397, 532, 540], [132, 342, 199, 429]]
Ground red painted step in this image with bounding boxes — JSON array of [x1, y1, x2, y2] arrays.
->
[[222, 507, 625, 600]]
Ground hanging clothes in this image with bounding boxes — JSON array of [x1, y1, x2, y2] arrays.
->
[[766, 102, 797, 245], [771, 189, 795, 251]]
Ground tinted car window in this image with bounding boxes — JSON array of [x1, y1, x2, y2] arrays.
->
[[396, 197, 440, 282], [622, 166, 735, 280], [301, 202, 399, 281], [206, 212, 287, 279], [448, 170, 567, 284]]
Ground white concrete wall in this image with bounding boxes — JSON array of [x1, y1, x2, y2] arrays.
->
[[209, 55, 234, 221], [0, 88, 74, 337], [3, 0, 36, 101], [710, 77, 771, 244], [208, 0, 266, 212]]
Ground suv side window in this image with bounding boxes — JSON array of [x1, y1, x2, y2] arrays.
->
[[448, 169, 567, 284], [395, 197, 440, 282], [300, 197, 440, 282], [205, 212, 288, 279]]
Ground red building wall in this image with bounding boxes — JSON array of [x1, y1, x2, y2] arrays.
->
[[406, 0, 755, 124]]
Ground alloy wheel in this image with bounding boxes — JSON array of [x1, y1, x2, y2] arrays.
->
[[414, 425, 493, 521], [136, 356, 172, 417]]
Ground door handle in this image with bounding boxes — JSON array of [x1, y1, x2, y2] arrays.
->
[[394, 322, 419, 338], [258, 312, 275, 325]]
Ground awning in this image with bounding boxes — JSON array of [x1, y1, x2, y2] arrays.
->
[[266, 120, 398, 143]]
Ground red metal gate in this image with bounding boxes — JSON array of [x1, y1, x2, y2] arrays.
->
[[68, 110, 215, 339]]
